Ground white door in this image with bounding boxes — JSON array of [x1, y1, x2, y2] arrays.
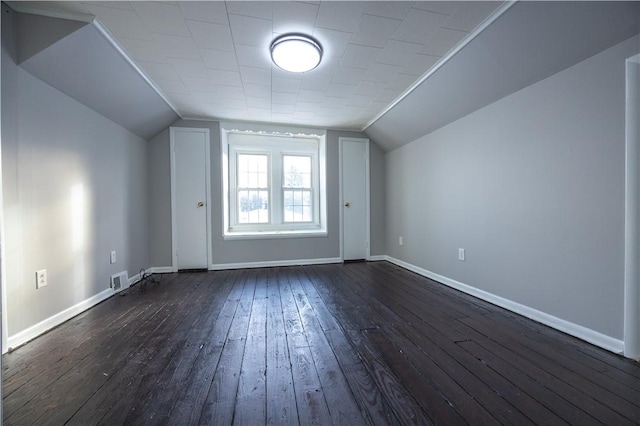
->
[[171, 127, 210, 270], [341, 138, 369, 261]]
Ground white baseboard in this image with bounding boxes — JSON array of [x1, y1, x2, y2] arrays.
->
[[147, 266, 174, 274], [210, 257, 342, 271], [368, 255, 387, 261], [384, 256, 625, 354], [128, 272, 141, 286], [6, 288, 114, 352]]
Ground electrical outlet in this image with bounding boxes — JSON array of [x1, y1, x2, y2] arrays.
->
[[399, 236, 403, 246], [110, 251, 117, 264], [36, 269, 47, 289], [458, 248, 465, 261]]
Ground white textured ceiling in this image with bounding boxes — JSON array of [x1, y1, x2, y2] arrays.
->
[[14, 1, 504, 130]]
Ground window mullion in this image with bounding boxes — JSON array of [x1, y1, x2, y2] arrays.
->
[[229, 149, 238, 228], [312, 151, 319, 223], [272, 151, 283, 225]]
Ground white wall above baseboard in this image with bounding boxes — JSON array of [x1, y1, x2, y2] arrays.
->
[[383, 256, 625, 355], [128, 272, 141, 286]]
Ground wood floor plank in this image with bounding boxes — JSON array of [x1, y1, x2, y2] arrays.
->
[[2, 273, 189, 407], [198, 269, 256, 425], [324, 264, 524, 425], [113, 273, 226, 425], [163, 270, 247, 425], [234, 269, 268, 426], [95, 271, 237, 425], [2, 273, 184, 385], [288, 267, 371, 425], [333, 265, 497, 424], [81, 272, 215, 426], [339, 263, 566, 425], [279, 269, 332, 426], [459, 315, 640, 424], [363, 263, 640, 424], [446, 312, 636, 425], [265, 268, 298, 426], [15, 273, 208, 426], [308, 265, 432, 425], [299, 266, 399, 425], [486, 310, 640, 394], [4, 282, 186, 423], [457, 340, 595, 425]]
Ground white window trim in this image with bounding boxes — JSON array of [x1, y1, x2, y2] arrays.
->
[[221, 123, 327, 240]]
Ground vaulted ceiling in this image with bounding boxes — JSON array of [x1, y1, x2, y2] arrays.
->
[[7, 1, 640, 149], [10, 1, 506, 130]]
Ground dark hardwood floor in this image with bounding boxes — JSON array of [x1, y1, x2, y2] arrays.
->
[[3, 261, 639, 425]]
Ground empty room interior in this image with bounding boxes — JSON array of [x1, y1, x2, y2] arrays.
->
[[2, 0, 640, 424]]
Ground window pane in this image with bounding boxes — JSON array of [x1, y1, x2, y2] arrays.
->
[[258, 171, 268, 188], [238, 154, 268, 189], [302, 206, 312, 221], [248, 172, 257, 188], [238, 190, 269, 223], [284, 209, 293, 222], [283, 155, 311, 188], [283, 189, 312, 223]]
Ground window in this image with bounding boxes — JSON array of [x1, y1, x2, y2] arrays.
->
[[283, 155, 312, 222], [222, 125, 326, 238], [237, 154, 269, 224]]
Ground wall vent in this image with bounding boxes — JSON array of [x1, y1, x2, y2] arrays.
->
[[110, 271, 129, 293]]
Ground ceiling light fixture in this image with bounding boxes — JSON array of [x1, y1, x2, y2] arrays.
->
[[270, 34, 322, 73]]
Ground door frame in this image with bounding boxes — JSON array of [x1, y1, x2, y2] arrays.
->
[[170, 127, 212, 272], [339, 137, 371, 261], [624, 54, 639, 360]]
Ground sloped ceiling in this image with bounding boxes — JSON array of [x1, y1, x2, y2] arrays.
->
[[16, 11, 179, 140], [10, 1, 506, 133], [8, 1, 640, 148], [365, 1, 640, 151]]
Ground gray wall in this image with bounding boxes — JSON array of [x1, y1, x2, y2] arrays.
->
[[384, 35, 639, 339], [147, 127, 171, 267], [369, 141, 386, 256], [2, 4, 149, 337], [147, 119, 384, 266]]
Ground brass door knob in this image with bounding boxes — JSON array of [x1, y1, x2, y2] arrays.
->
[[197, 202, 204, 207], [344, 202, 350, 207]]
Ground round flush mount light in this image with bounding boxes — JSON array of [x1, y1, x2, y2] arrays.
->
[[270, 34, 322, 73]]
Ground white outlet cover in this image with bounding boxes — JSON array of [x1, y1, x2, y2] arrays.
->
[[458, 248, 465, 261], [36, 269, 47, 288], [110, 251, 117, 264]]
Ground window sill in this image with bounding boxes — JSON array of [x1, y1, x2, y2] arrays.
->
[[223, 229, 328, 240]]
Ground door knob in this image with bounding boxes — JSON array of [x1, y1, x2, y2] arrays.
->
[[344, 202, 350, 207], [197, 202, 204, 207]]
